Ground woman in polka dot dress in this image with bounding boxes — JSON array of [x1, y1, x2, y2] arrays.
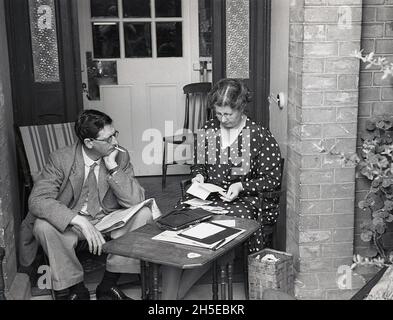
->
[[160, 78, 282, 300], [179, 78, 282, 253]]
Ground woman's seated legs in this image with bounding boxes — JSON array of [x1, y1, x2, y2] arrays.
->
[[161, 263, 211, 300]]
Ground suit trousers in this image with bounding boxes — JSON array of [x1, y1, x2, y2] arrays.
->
[[33, 207, 153, 291]]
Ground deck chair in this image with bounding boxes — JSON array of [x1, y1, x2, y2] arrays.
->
[[180, 158, 286, 299], [15, 122, 77, 220], [15, 122, 77, 299], [162, 82, 212, 189]]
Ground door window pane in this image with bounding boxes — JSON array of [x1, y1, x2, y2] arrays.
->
[[155, 0, 181, 17], [123, 0, 151, 18], [156, 22, 182, 57], [90, 0, 118, 17], [28, 0, 60, 82], [124, 23, 152, 57], [92, 23, 120, 58]]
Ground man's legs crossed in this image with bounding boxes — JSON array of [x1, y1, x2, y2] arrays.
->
[[105, 206, 153, 273], [33, 219, 83, 291]]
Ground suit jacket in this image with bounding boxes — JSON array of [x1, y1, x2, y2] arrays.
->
[[19, 141, 145, 266]]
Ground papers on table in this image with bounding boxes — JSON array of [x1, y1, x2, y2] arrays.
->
[[180, 223, 225, 239], [152, 220, 245, 250]]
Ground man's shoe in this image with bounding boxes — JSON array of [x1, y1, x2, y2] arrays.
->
[[96, 285, 133, 300], [68, 286, 90, 300], [54, 286, 90, 300]]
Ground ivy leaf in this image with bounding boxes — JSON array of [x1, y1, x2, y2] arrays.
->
[[360, 230, 373, 242], [382, 179, 393, 188], [375, 223, 386, 235], [384, 200, 393, 211], [386, 215, 393, 223], [358, 200, 368, 209], [366, 120, 376, 131]]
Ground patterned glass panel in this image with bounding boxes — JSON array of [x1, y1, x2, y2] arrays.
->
[[28, 0, 60, 82], [155, 0, 181, 17], [124, 23, 152, 57], [90, 0, 118, 17], [92, 23, 120, 59], [156, 22, 182, 57], [226, 0, 249, 79], [123, 0, 151, 18]]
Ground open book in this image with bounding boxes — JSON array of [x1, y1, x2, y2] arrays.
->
[[95, 198, 162, 233], [186, 182, 227, 200]]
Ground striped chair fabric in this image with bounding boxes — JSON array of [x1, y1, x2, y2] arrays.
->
[[19, 122, 77, 179]]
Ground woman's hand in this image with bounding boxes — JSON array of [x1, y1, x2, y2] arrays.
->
[[221, 182, 243, 202], [192, 174, 205, 184]]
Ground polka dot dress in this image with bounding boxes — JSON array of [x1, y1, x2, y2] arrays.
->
[[177, 117, 282, 254]]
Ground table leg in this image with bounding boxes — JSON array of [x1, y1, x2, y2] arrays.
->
[[243, 242, 249, 300], [220, 264, 226, 300], [151, 263, 160, 300], [227, 262, 233, 300], [212, 261, 218, 300], [140, 260, 148, 300]]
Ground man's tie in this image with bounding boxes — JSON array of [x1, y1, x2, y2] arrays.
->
[[86, 162, 101, 217]]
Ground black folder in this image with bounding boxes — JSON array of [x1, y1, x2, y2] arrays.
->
[[155, 208, 213, 231], [177, 222, 242, 245]]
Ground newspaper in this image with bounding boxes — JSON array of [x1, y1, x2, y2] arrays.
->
[[95, 198, 162, 233]]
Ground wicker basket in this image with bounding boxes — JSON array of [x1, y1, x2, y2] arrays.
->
[[248, 248, 294, 300]]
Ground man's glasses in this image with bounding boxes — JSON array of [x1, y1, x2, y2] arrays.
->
[[92, 130, 119, 143]]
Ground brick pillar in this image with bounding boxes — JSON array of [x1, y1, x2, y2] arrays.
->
[[287, 0, 363, 299], [355, 1, 393, 256]]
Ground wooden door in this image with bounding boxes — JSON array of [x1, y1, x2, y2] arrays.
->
[[212, 0, 271, 128], [6, 0, 82, 126], [77, 0, 200, 176]]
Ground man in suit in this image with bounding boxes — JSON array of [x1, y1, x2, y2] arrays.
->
[[29, 109, 152, 300]]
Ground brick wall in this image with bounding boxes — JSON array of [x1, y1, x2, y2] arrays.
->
[[0, 0, 21, 294], [287, 0, 363, 299], [355, 0, 393, 255]]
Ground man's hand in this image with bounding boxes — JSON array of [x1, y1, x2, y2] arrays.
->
[[70, 215, 106, 255], [221, 182, 243, 202], [103, 148, 118, 170], [191, 174, 205, 184]]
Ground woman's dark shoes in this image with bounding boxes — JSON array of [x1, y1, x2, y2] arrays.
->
[[95, 285, 133, 300]]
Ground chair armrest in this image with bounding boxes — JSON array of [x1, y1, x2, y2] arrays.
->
[[180, 179, 192, 199]]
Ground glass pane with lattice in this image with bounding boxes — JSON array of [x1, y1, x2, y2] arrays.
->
[[124, 22, 152, 58], [156, 22, 182, 57], [123, 0, 150, 18], [155, 0, 181, 17], [92, 23, 120, 58], [90, 0, 118, 17]]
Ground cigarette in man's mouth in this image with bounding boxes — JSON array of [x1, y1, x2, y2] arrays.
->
[[114, 146, 126, 152]]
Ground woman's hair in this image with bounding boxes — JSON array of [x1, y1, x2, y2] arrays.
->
[[208, 78, 252, 111], [74, 109, 113, 143]]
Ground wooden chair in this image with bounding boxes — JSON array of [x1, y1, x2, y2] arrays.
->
[[162, 82, 212, 189], [180, 158, 286, 299]]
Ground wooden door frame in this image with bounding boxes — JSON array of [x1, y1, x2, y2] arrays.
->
[[5, 0, 83, 126], [212, 0, 271, 128]]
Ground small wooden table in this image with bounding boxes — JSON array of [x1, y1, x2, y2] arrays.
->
[[103, 215, 260, 300]]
